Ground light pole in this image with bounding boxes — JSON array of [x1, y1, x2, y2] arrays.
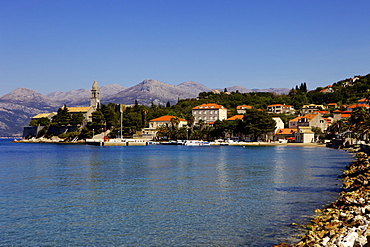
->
[[92, 129, 94, 139], [120, 110, 123, 139]]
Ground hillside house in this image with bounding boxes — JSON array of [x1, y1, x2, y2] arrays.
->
[[236, 105, 252, 114], [289, 113, 328, 132], [300, 104, 327, 115], [319, 85, 334, 93], [192, 103, 228, 123], [267, 104, 295, 114], [327, 103, 338, 108], [226, 115, 244, 121], [333, 110, 351, 121]]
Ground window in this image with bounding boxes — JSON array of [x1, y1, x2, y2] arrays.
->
[[204, 117, 207, 120]]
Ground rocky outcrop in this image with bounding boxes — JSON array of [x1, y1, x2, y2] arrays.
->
[[290, 152, 370, 246]]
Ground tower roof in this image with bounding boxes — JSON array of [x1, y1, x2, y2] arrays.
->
[[92, 80, 99, 90]]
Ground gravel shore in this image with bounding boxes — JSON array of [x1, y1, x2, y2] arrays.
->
[[276, 150, 370, 247]]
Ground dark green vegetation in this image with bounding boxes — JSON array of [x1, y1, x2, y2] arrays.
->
[[30, 73, 370, 142]]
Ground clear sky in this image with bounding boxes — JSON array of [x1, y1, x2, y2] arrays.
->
[[1, 0, 369, 95]]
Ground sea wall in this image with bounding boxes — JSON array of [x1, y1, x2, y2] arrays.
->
[[285, 151, 370, 246], [23, 126, 44, 138]]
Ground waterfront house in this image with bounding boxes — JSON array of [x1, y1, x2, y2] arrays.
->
[[148, 115, 187, 129], [141, 115, 188, 140], [192, 103, 227, 123], [275, 128, 297, 141], [268, 117, 285, 140], [295, 126, 315, 143]]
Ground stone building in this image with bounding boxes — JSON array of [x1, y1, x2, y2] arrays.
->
[[192, 103, 228, 123]]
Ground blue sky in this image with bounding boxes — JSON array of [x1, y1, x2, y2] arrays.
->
[[1, 0, 369, 95]]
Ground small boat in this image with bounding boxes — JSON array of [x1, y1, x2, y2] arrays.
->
[[184, 140, 210, 146]]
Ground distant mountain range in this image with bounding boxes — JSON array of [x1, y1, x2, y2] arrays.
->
[[0, 79, 289, 136]]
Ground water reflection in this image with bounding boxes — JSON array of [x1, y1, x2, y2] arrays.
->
[[0, 142, 352, 246]]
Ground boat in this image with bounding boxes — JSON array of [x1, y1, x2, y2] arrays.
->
[[184, 140, 210, 146]]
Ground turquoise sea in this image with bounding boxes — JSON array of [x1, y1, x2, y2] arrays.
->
[[0, 140, 352, 246]]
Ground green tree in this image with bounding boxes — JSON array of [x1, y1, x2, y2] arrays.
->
[[101, 104, 119, 129], [70, 113, 84, 126], [243, 110, 276, 141], [38, 117, 51, 126], [52, 105, 71, 127], [91, 109, 106, 132], [29, 120, 38, 126]]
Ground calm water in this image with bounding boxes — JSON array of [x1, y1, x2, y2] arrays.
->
[[0, 140, 352, 246]]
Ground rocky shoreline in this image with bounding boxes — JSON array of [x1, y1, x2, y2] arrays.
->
[[276, 149, 370, 247]]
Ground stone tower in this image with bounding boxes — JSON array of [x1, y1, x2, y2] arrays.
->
[[90, 80, 100, 110]]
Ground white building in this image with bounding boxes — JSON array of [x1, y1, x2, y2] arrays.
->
[[192, 103, 228, 123], [267, 104, 295, 114]]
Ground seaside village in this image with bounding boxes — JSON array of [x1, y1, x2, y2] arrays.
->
[[22, 80, 367, 146]]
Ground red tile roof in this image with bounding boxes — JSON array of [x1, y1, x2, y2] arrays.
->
[[150, 115, 186, 122], [347, 104, 370, 109], [236, 105, 252, 110], [193, 103, 226, 110], [226, 115, 244, 121], [276, 128, 297, 135], [313, 111, 329, 114], [268, 104, 292, 107]]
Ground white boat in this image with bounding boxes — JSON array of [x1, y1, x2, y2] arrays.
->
[[184, 140, 210, 146]]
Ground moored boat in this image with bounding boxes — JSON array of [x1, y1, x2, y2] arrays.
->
[[184, 140, 210, 146]]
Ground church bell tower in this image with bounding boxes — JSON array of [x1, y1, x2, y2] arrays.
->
[[90, 80, 100, 110]]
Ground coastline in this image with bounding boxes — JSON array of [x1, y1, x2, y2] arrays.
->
[[13, 138, 327, 147], [276, 148, 370, 247]]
